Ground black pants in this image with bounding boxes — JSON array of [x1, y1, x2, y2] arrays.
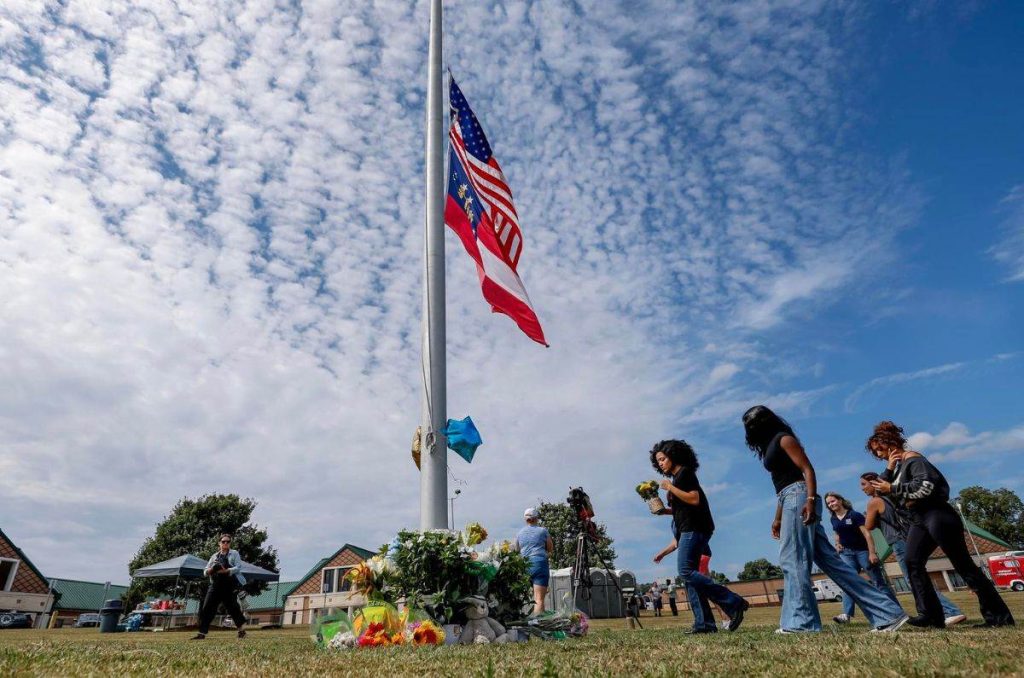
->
[[904, 504, 1014, 625], [199, 580, 246, 634], [668, 596, 678, 616]]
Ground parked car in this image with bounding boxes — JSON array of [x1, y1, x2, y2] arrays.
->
[[812, 579, 843, 602], [74, 613, 101, 628], [988, 554, 1024, 592], [0, 611, 34, 629]]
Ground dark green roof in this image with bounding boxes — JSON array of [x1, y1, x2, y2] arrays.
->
[[246, 581, 298, 610], [964, 519, 1012, 549], [50, 579, 129, 611]]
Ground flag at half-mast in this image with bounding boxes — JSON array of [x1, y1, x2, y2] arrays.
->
[[445, 77, 548, 346]]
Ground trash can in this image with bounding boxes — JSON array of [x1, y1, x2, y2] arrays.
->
[[99, 599, 123, 633]]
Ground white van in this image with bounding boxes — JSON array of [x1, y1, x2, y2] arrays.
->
[[812, 579, 843, 602]]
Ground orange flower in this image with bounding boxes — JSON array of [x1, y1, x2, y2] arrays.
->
[[412, 620, 444, 646]]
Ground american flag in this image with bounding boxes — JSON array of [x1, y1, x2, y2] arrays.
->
[[445, 77, 547, 346]]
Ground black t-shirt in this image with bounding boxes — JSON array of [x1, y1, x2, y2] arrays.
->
[[670, 468, 715, 537]]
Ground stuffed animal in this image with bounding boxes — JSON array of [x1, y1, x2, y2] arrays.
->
[[457, 596, 509, 644]]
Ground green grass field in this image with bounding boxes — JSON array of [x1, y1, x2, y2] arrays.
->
[[1, 592, 1022, 676]]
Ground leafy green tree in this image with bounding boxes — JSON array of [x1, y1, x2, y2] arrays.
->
[[535, 501, 616, 570], [709, 570, 731, 586], [956, 486, 1024, 548], [125, 494, 278, 607], [737, 558, 783, 581]]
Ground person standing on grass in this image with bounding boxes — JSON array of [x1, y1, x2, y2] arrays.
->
[[514, 507, 554, 616], [742, 405, 909, 634], [650, 582, 663, 617], [651, 439, 749, 634], [824, 491, 899, 625], [192, 533, 247, 640], [859, 472, 967, 627], [666, 579, 679, 616], [867, 421, 1014, 628]]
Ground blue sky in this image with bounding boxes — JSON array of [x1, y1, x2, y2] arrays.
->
[[0, 1, 1021, 587]]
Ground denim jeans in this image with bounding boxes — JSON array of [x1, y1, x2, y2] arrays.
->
[[838, 548, 899, 618], [677, 531, 744, 631], [890, 540, 962, 618], [777, 482, 907, 632]]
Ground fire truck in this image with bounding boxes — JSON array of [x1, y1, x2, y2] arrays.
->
[[988, 552, 1024, 591]]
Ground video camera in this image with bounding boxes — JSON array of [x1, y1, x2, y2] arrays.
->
[[567, 487, 600, 540], [567, 487, 595, 523]]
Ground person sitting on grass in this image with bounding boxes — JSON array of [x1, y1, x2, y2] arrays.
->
[[824, 491, 898, 625], [741, 405, 909, 634], [191, 533, 247, 641], [651, 438, 749, 634], [859, 472, 966, 627]]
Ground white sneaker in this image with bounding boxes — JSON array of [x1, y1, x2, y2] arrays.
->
[[832, 614, 850, 624], [870, 614, 909, 633], [774, 627, 797, 634], [944, 614, 967, 627]]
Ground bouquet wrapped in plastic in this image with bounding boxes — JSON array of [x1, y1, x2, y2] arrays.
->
[[312, 610, 356, 649], [636, 480, 665, 513]]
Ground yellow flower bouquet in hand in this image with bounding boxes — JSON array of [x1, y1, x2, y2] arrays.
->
[[636, 480, 666, 514]]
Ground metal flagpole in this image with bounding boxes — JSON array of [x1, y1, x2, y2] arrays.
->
[[420, 0, 448, 531]]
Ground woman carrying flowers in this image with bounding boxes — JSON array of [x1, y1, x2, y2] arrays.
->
[[514, 507, 554, 616], [651, 439, 749, 634]]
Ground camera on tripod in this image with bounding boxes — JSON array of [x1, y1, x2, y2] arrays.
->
[[567, 487, 595, 522], [566, 487, 599, 541]]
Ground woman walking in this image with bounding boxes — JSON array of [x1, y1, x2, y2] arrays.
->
[[859, 472, 967, 626], [867, 421, 1014, 628], [823, 492, 897, 624], [651, 439, 748, 634], [514, 507, 554, 616], [742, 405, 908, 634]]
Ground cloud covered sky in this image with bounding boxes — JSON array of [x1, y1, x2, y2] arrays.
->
[[2, 0, 1021, 585]]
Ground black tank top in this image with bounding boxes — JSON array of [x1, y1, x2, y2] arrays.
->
[[763, 432, 804, 494]]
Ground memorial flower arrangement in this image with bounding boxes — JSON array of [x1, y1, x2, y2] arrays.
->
[[317, 523, 531, 651]]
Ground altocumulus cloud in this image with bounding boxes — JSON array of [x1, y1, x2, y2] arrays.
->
[[2, 0, 920, 582]]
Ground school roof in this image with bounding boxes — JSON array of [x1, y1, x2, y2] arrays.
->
[[288, 544, 376, 594], [246, 581, 298, 610], [49, 579, 129, 611], [0, 527, 49, 591]]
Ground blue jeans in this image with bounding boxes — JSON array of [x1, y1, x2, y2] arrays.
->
[[838, 548, 899, 618], [677, 531, 744, 632], [777, 482, 907, 632], [891, 539, 962, 618]]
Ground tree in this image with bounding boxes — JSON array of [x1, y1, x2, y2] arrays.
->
[[708, 570, 731, 586], [956, 486, 1024, 548], [535, 501, 616, 570], [737, 558, 783, 581], [126, 494, 278, 607]]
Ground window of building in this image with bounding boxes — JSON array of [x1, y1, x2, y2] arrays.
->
[[0, 558, 19, 592], [948, 571, 967, 589], [320, 566, 355, 594], [889, 575, 911, 594], [321, 568, 335, 594], [291, 611, 297, 625]]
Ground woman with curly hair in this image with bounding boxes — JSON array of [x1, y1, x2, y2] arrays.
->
[[742, 405, 908, 633], [867, 421, 1014, 628], [823, 491, 897, 624], [650, 439, 749, 634]]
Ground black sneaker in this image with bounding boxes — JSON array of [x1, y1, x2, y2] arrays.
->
[[237, 629, 247, 639], [972, 619, 1015, 628], [727, 600, 750, 632], [684, 627, 716, 634], [907, 615, 944, 629], [190, 633, 206, 640]]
